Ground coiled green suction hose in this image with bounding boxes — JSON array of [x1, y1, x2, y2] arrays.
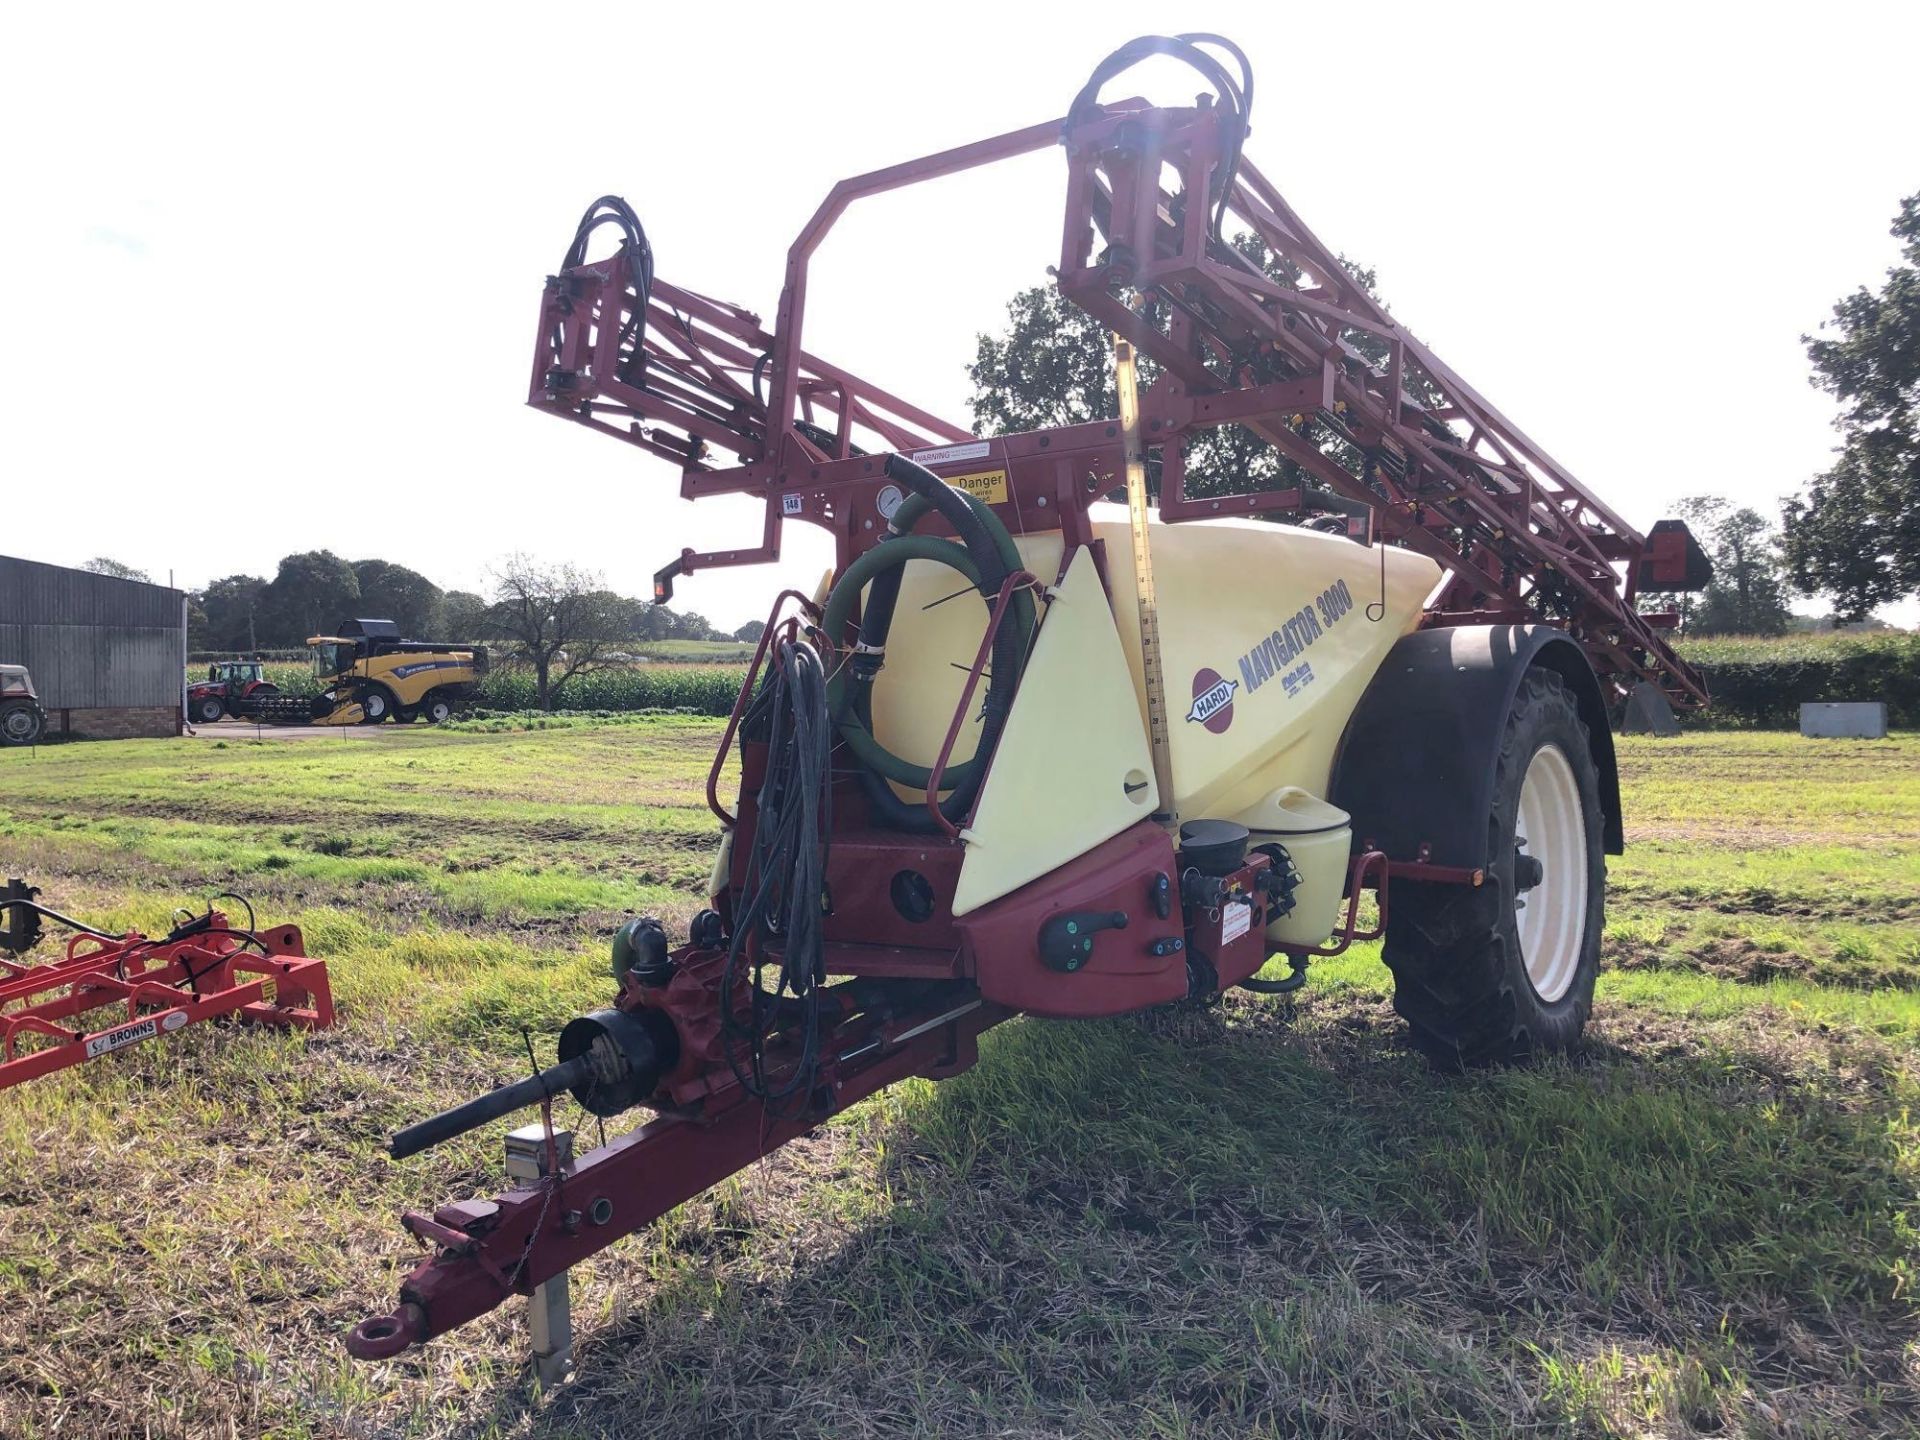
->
[[821, 456, 1038, 828]]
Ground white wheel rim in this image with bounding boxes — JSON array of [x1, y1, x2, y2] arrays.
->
[[1514, 743, 1588, 1003]]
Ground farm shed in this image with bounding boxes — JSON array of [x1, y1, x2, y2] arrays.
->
[[0, 555, 185, 738]]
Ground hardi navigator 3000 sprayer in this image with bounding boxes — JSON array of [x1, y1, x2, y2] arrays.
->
[[348, 35, 1709, 1358]]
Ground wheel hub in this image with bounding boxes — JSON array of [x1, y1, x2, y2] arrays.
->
[[1513, 850, 1545, 891]]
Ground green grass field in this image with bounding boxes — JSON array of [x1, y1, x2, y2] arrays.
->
[[2, 726, 1918, 1438]]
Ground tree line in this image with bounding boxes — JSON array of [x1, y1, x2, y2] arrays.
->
[[1581, 192, 1920, 634], [154, 552, 761, 708]]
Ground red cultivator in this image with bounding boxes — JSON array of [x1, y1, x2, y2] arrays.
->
[[0, 880, 332, 1090]]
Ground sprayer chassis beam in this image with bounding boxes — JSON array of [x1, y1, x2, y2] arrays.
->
[[348, 994, 1003, 1357]]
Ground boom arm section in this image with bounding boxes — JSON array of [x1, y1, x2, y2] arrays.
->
[[526, 41, 1705, 709]]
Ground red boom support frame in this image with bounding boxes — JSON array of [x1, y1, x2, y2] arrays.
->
[[527, 97, 1704, 708]]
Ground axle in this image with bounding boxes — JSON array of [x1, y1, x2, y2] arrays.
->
[[391, 1055, 592, 1161]]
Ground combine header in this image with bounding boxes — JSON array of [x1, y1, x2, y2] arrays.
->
[[0, 881, 332, 1091], [349, 35, 1707, 1361]]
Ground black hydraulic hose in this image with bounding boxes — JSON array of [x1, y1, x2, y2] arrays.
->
[[1064, 35, 1253, 243], [389, 1053, 594, 1160], [848, 735, 944, 833], [723, 637, 834, 1113], [1241, 958, 1309, 994], [554, 195, 655, 367], [881, 454, 1010, 600]]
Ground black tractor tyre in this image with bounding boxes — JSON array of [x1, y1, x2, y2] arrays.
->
[[195, 696, 226, 725], [358, 686, 396, 724], [1382, 667, 1605, 1069], [421, 694, 454, 726], [1, 701, 45, 747]]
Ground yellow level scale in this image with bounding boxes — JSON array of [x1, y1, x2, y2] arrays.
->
[[1112, 335, 1178, 829]]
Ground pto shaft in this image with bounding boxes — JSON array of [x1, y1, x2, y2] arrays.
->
[[388, 1007, 675, 1160], [390, 1055, 594, 1160]]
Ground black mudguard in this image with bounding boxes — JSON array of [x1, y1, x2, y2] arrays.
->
[[1329, 625, 1623, 870]]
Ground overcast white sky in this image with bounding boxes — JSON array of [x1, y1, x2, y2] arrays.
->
[[3, 2, 1915, 628]]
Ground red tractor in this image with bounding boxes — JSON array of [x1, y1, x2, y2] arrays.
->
[[0, 666, 46, 746], [186, 659, 279, 724]]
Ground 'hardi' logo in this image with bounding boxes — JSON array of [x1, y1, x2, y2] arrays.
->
[[1186, 669, 1237, 733]]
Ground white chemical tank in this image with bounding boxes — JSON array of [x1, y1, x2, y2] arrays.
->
[[863, 508, 1442, 919]]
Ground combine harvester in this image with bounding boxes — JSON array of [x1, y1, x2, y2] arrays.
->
[[349, 35, 1707, 1359], [212, 619, 488, 726]]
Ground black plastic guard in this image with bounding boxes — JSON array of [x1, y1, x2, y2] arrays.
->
[[1329, 625, 1623, 871]]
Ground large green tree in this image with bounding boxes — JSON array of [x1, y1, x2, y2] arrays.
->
[[440, 589, 490, 640], [1782, 192, 1920, 619], [351, 559, 444, 637], [258, 551, 360, 646], [191, 574, 269, 651]]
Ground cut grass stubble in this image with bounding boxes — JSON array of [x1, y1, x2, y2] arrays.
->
[[1, 726, 1918, 1438]]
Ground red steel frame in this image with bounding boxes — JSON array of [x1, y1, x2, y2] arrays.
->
[[529, 100, 1705, 709], [348, 76, 1703, 1362], [0, 917, 332, 1090], [351, 971, 1000, 1358]]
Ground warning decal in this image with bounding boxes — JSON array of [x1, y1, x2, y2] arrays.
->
[[911, 440, 991, 467], [1222, 901, 1252, 944], [945, 469, 1010, 505]]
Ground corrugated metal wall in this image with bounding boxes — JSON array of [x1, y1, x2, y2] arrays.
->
[[0, 555, 184, 709]]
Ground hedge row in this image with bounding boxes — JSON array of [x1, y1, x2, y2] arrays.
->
[[467, 642, 1914, 730], [1677, 632, 1919, 729], [264, 640, 1914, 730]]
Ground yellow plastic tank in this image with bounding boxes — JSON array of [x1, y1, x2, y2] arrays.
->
[[1244, 786, 1352, 948], [1097, 511, 1441, 818], [853, 509, 1441, 919]]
